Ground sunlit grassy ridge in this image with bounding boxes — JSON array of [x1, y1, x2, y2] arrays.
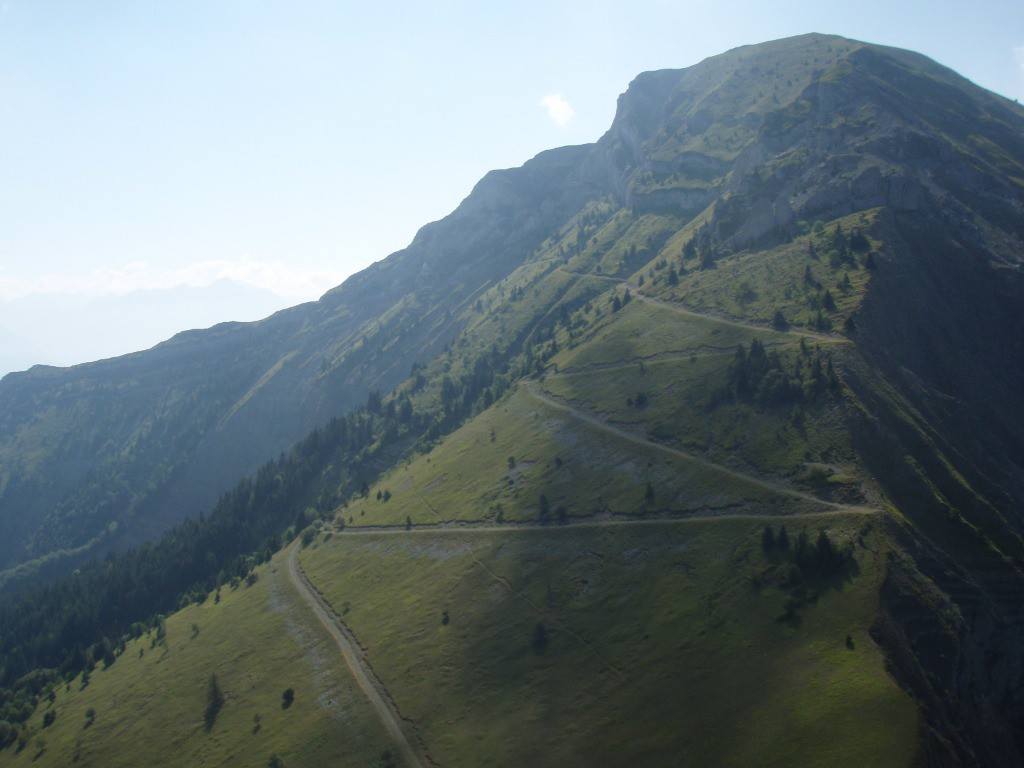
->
[[554, 296, 780, 370], [540, 299, 865, 493]]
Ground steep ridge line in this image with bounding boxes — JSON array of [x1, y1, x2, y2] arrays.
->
[[525, 381, 875, 515], [285, 542, 431, 768]]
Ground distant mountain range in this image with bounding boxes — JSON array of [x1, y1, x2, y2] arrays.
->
[[0, 33, 1022, 765], [0, 280, 293, 377]]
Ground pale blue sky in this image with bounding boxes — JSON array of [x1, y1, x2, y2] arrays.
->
[[1, 1, 1022, 370]]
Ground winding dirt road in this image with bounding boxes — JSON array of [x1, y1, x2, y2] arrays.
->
[[526, 381, 873, 514], [281, 279, 869, 766], [285, 542, 430, 768], [629, 289, 848, 344]]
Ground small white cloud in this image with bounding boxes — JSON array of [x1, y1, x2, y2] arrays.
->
[[539, 92, 575, 128]]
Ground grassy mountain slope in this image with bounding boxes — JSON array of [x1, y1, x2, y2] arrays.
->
[[299, 520, 916, 768], [1, 32, 1023, 766], [4, 204, 922, 766], [2, 550, 394, 767], [2, 517, 918, 768]]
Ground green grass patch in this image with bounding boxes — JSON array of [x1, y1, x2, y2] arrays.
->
[[0, 553, 391, 768], [666, 210, 880, 333], [552, 298, 784, 372], [301, 517, 919, 767], [543, 351, 863, 493], [340, 384, 792, 530]]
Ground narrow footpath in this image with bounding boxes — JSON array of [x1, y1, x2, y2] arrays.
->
[[629, 289, 848, 344], [526, 381, 873, 513], [285, 542, 431, 768]]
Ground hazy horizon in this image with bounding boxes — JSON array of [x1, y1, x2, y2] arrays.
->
[[0, 279, 293, 377]]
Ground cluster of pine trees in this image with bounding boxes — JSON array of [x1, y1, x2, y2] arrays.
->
[[724, 338, 838, 407]]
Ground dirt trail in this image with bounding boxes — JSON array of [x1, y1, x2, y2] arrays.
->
[[285, 542, 430, 768], [337, 506, 873, 538], [286, 277, 865, 765], [526, 381, 875, 515], [629, 289, 848, 344]]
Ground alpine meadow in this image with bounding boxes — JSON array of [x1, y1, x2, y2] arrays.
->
[[1, 33, 1023, 767]]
